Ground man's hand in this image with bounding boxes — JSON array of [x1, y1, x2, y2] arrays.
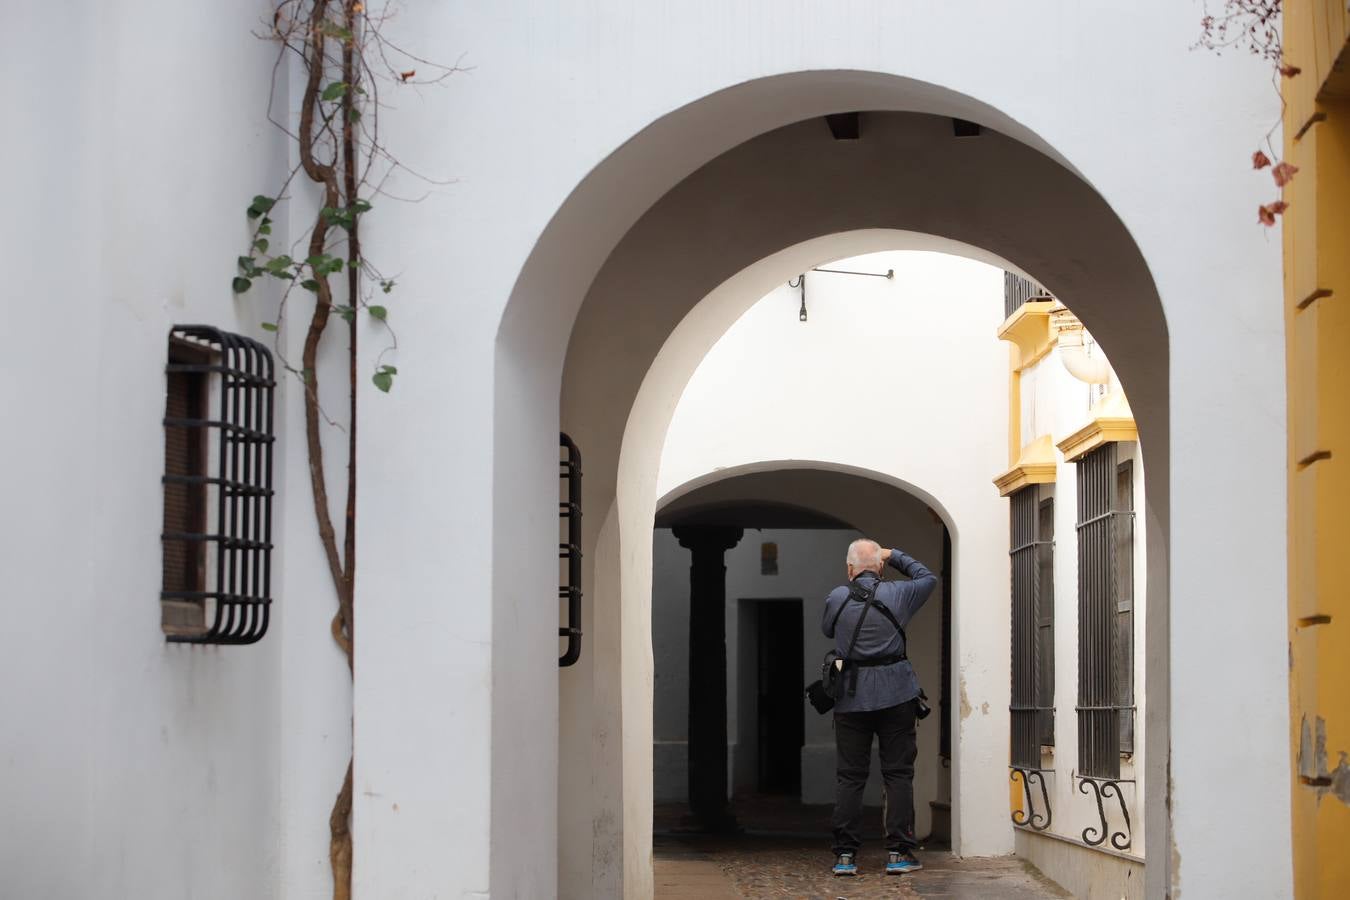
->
[[880, 548, 892, 562]]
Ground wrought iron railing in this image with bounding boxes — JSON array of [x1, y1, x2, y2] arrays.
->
[[1077, 775, 1133, 850], [1010, 767, 1054, 831]]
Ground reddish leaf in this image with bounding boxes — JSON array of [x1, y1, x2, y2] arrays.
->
[[400, 69, 416, 82], [1273, 161, 1300, 186], [1280, 64, 1302, 77], [1258, 204, 1277, 226], [1268, 200, 1290, 215], [1252, 150, 1272, 169]]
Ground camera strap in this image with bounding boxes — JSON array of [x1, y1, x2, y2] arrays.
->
[[832, 579, 908, 696]]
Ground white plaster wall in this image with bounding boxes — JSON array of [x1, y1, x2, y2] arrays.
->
[[4, 3, 1294, 899], [0, 3, 353, 898]]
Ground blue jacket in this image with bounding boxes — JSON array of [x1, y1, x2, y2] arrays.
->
[[820, 549, 938, 713]]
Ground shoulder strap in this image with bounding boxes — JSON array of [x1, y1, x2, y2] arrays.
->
[[867, 597, 907, 649], [831, 581, 907, 649], [842, 591, 873, 662]]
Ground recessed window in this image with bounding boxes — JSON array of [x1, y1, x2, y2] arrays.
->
[[1075, 443, 1135, 777], [1010, 486, 1055, 768], [161, 326, 275, 644]]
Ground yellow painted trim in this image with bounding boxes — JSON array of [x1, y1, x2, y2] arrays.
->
[[994, 434, 1058, 496], [997, 300, 1057, 371], [1009, 346, 1022, 467], [1056, 391, 1137, 462]]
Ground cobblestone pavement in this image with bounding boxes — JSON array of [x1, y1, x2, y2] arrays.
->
[[655, 834, 1072, 900]]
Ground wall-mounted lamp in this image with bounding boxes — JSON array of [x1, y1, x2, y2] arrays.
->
[[787, 266, 895, 322], [789, 273, 808, 321]]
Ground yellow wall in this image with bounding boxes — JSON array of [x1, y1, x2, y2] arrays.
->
[[1284, 4, 1350, 896]]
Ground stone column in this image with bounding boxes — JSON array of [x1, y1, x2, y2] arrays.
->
[[673, 525, 743, 832]]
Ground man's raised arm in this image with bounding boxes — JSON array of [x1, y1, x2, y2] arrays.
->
[[884, 548, 939, 618]]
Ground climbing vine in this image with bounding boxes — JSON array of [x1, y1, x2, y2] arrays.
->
[[232, 3, 457, 896], [1197, 0, 1301, 225]]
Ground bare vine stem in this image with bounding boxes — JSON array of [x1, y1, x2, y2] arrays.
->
[[232, 3, 456, 896]]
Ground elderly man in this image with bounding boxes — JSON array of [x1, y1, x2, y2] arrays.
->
[[822, 538, 938, 877]]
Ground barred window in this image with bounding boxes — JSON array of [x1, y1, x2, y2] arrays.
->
[[161, 326, 275, 644], [1010, 486, 1055, 768], [1075, 443, 1135, 777]]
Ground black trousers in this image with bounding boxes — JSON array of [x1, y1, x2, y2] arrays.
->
[[831, 699, 919, 855]]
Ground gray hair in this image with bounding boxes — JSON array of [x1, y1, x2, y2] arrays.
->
[[846, 538, 882, 572]]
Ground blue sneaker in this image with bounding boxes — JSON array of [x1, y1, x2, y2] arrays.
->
[[886, 849, 922, 874], [832, 852, 857, 876]]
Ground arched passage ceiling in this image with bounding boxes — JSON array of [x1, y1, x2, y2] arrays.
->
[[656, 467, 943, 542], [558, 109, 1167, 539]]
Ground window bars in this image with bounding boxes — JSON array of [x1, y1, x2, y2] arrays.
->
[[1075, 443, 1135, 779], [1003, 272, 1052, 318], [161, 326, 275, 644], [1010, 486, 1055, 769], [559, 433, 583, 667]]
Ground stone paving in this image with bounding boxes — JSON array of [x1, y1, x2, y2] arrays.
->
[[655, 834, 1072, 899], [654, 798, 1070, 900]]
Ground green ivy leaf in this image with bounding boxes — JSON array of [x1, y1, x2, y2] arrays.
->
[[264, 255, 295, 277], [300, 279, 320, 293], [380, 279, 396, 294], [380, 365, 398, 375], [335, 306, 356, 322], [348, 107, 362, 124], [237, 255, 256, 273], [372, 370, 393, 393], [247, 195, 276, 219], [322, 81, 349, 102], [260, 321, 279, 332], [368, 305, 387, 320], [232, 276, 252, 294], [253, 238, 269, 254], [351, 199, 372, 214]]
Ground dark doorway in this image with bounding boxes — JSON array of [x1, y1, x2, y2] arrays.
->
[[754, 599, 804, 794]]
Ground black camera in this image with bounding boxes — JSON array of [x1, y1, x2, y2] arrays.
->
[[915, 689, 931, 720]]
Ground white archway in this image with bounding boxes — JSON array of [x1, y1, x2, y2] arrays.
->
[[515, 95, 1175, 894]]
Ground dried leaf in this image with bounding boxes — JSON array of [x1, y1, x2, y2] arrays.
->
[[353, 2, 365, 12], [400, 69, 416, 82], [1252, 150, 1272, 169], [1273, 161, 1300, 187], [1258, 204, 1277, 226], [1280, 64, 1302, 77], [1268, 200, 1290, 215]]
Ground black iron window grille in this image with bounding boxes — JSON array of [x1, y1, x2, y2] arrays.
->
[[1010, 486, 1055, 770], [559, 433, 583, 667], [1074, 443, 1136, 778], [161, 326, 275, 644], [1003, 272, 1053, 319]]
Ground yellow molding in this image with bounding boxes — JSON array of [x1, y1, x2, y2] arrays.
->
[[994, 434, 1057, 497], [1056, 391, 1137, 462], [997, 300, 1057, 371]]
